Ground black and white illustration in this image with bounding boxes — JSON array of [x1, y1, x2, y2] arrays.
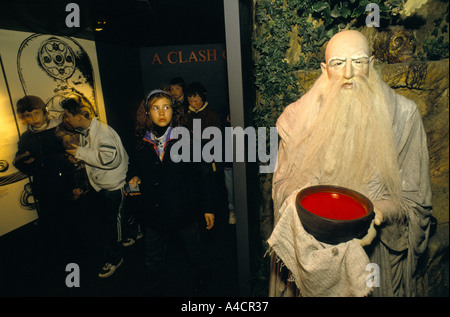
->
[[17, 34, 99, 120], [0, 29, 105, 236]]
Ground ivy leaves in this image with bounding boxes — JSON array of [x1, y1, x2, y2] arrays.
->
[[311, 0, 393, 30]]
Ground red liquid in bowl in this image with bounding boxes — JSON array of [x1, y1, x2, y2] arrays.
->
[[300, 191, 367, 220]]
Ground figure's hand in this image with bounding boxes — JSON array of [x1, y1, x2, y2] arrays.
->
[[374, 207, 383, 225], [128, 176, 141, 188], [204, 213, 215, 230], [358, 208, 382, 247], [66, 143, 79, 157]]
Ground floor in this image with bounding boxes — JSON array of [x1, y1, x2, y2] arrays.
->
[[0, 203, 239, 297]]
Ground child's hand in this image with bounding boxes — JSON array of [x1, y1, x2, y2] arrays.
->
[[14, 151, 35, 164], [73, 188, 83, 200], [66, 143, 79, 156], [128, 176, 141, 188], [204, 213, 215, 230]]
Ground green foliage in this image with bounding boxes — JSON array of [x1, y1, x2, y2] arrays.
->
[[422, 13, 449, 60], [311, 0, 391, 27], [423, 36, 449, 60]]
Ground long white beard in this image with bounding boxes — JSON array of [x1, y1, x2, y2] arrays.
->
[[287, 69, 402, 209]]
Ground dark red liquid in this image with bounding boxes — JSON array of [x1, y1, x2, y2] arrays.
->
[[300, 191, 367, 220]]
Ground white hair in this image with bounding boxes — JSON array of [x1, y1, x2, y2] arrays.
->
[[284, 65, 403, 219]]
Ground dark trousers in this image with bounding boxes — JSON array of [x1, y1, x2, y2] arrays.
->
[[97, 187, 125, 265], [34, 184, 75, 261], [121, 195, 141, 240], [144, 222, 210, 294]]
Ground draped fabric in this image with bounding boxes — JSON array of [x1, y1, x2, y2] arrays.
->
[[268, 81, 432, 297]]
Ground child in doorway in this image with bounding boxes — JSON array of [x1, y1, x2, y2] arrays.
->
[[127, 89, 216, 295]]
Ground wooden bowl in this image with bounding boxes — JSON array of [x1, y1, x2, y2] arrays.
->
[[296, 185, 374, 245]]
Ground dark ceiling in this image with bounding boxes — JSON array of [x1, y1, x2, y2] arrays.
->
[[0, 0, 226, 47]]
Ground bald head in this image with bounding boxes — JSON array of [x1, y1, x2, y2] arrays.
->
[[321, 30, 373, 88], [325, 30, 370, 62]]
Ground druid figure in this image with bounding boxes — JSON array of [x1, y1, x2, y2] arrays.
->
[[268, 30, 432, 297]]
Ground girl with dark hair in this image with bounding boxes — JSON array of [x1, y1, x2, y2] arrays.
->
[[128, 89, 216, 295], [134, 90, 186, 148]]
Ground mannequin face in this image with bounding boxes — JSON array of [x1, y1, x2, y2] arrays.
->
[[321, 30, 373, 89], [149, 97, 173, 127]]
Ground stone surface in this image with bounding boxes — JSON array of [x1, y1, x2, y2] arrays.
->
[[376, 61, 449, 252]]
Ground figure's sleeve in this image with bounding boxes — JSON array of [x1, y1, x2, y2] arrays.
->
[[272, 137, 290, 220], [272, 99, 314, 221], [377, 93, 433, 256], [272, 102, 300, 221], [397, 106, 433, 257]]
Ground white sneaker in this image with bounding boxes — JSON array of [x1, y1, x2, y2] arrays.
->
[[229, 211, 236, 224], [98, 258, 123, 278]]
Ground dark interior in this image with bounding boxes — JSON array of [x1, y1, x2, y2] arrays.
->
[[0, 0, 244, 298]]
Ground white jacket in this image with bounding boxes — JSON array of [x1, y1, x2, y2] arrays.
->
[[75, 117, 129, 192]]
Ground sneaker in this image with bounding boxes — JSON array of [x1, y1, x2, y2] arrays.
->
[[122, 226, 144, 247], [98, 258, 123, 278]]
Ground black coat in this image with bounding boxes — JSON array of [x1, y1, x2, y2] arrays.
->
[[128, 136, 217, 231], [13, 126, 77, 199]]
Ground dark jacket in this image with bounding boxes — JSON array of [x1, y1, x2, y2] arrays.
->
[[185, 103, 222, 137], [185, 103, 224, 173], [13, 125, 77, 200], [128, 132, 217, 232]]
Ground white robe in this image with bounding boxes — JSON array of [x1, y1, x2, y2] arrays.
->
[[268, 81, 433, 297]]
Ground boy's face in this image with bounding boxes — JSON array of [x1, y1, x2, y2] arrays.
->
[[22, 109, 47, 129], [63, 110, 83, 129], [187, 94, 204, 110], [170, 84, 183, 100]]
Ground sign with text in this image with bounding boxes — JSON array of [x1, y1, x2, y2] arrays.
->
[[140, 43, 229, 119]]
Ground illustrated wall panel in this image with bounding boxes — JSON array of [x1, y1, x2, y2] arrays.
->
[[0, 29, 106, 236]]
